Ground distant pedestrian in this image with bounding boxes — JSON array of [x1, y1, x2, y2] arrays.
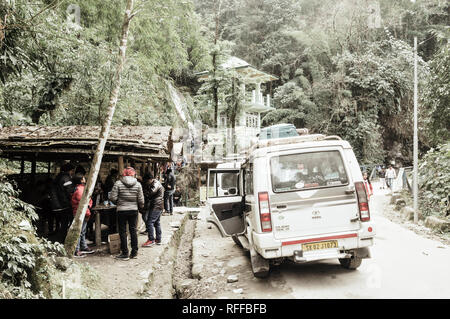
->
[[363, 172, 373, 200], [110, 167, 145, 260], [379, 166, 386, 189], [71, 173, 95, 257], [163, 165, 176, 216], [142, 173, 164, 247], [385, 165, 396, 190]]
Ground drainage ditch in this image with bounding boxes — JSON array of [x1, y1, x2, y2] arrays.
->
[[142, 215, 197, 299]]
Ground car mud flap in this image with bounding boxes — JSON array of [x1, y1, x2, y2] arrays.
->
[[250, 245, 270, 278], [232, 234, 250, 251], [354, 247, 371, 259]]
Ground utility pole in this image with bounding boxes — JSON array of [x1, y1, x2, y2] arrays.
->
[[413, 36, 419, 224]]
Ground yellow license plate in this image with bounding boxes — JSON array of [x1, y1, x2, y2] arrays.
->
[[302, 240, 338, 252]]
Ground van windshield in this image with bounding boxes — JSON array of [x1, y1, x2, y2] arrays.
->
[[270, 151, 348, 193]]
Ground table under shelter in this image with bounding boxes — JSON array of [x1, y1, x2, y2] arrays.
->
[[0, 125, 184, 247]]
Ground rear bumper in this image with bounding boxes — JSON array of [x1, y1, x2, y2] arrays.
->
[[252, 222, 375, 260]]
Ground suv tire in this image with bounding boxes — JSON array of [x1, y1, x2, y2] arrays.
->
[[339, 256, 362, 270]]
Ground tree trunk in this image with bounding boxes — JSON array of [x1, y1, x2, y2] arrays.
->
[[212, 53, 219, 129], [64, 0, 136, 257]]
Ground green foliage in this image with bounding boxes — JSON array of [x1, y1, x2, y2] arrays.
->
[[262, 81, 317, 129], [194, 41, 234, 127], [195, 0, 448, 166], [422, 43, 450, 145], [418, 143, 450, 218], [0, 0, 209, 126], [0, 169, 65, 298]]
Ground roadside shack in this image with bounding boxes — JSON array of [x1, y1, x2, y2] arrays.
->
[[0, 125, 184, 247]]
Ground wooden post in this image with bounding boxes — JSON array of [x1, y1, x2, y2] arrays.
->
[[118, 156, 124, 175], [143, 162, 148, 175], [20, 157, 25, 176], [31, 156, 37, 185], [95, 211, 101, 247]]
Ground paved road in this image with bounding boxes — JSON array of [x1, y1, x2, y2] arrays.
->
[[194, 184, 450, 299], [278, 187, 450, 299]]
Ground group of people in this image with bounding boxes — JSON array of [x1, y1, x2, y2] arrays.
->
[[35, 161, 182, 260], [377, 165, 397, 190], [362, 164, 398, 201], [108, 164, 179, 260]]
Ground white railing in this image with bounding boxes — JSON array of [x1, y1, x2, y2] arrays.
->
[[250, 90, 271, 108]]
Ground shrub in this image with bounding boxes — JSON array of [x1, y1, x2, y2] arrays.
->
[[0, 173, 65, 298], [418, 143, 450, 219]]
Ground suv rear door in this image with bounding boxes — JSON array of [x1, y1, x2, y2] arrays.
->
[[206, 168, 245, 237], [268, 147, 361, 240]]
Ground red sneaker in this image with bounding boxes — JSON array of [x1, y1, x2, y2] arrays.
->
[[142, 240, 155, 247]]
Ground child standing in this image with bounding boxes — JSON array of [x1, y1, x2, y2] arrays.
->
[[363, 172, 373, 200], [71, 173, 95, 257]]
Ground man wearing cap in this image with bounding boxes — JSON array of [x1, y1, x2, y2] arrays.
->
[[109, 167, 145, 260]]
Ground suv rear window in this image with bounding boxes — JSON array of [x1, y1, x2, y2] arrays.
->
[[270, 151, 349, 193]]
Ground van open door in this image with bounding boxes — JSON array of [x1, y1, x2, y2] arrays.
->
[[206, 168, 245, 237]]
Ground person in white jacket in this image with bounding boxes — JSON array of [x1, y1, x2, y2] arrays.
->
[[385, 165, 396, 190]]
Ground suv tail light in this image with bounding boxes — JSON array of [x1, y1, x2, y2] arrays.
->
[[258, 192, 272, 232], [355, 182, 370, 221]]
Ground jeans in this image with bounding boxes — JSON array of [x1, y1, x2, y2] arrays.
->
[[146, 210, 162, 241], [164, 190, 174, 213], [76, 220, 88, 252], [118, 210, 138, 256], [386, 178, 393, 189]]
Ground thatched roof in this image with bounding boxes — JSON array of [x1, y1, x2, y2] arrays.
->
[[0, 126, 179, 162]]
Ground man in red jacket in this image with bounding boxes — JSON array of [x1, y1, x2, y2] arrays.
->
[[71, 173, 95, 257]]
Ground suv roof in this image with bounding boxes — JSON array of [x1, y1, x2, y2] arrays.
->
[[248, 134, 351, 159]]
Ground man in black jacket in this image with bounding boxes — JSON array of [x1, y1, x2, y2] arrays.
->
[[142, 173, 164, 247], [163, 166, 176, 216], [49, 163, 75, 242]]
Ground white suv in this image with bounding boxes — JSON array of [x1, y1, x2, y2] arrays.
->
[[206, 134, 376, 278]]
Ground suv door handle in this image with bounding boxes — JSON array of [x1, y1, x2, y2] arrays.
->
[[350, 216, 359, 222]]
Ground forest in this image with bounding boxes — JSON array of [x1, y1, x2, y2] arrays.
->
[[0, 0, 449, 298], [0, 0, 448, 164]]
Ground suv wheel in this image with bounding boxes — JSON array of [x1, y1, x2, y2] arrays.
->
[[339, 256, 362, 270]]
